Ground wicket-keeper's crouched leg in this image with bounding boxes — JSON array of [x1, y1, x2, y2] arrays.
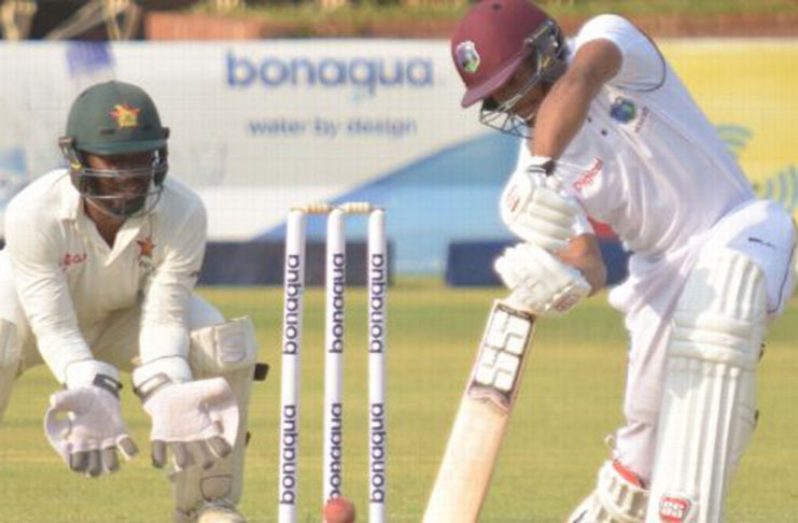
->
[[175, 296, 260, 523], [96, 295, 261, 523], [0, 255, 36, 423]]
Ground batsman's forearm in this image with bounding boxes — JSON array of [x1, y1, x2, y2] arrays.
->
[[531, 71, 599, 159], [531, 40, 621, 159], [557, 234, 607, 295]]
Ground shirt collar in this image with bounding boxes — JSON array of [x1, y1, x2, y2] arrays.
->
[[57, 170, 83, 221]]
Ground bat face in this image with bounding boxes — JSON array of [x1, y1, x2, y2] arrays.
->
[[470, 301, 536, 412], [423, 300, 536, 523]]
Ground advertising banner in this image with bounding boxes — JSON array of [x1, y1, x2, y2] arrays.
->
[[0, 39, 794, 277]]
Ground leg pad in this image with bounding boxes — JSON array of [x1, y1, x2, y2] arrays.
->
[[647, 249, 766, 523]]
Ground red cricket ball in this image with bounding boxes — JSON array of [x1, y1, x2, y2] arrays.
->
[[323, 496, 356, 523]]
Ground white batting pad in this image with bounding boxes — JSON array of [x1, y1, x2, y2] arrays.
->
[[647, 249, 766, 523], [0, 319, 18, 368], [0, 319, 19, 421], [189, 316, 257, 374]]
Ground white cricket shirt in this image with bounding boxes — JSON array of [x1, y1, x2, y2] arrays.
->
[[516, 14, 755, 258], [4, 169, 206, 383]]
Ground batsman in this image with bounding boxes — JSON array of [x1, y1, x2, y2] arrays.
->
[[443, 1, 797, 521], [0, 81, 260, 522]]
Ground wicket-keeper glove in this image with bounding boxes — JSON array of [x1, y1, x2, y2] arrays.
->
[[44, 359, 139, 477], [133, 356, 239, 472]]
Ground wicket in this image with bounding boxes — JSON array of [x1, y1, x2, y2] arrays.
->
[[279, 202, 388, 523]]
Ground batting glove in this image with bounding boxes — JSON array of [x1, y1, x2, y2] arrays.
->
[[495, 241, 591, 317], [500, 156, 582, 252]]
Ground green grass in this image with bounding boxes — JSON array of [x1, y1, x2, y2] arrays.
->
[[1, 281, 797, 521]]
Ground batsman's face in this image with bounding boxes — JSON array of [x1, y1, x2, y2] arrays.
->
[[490, 61, 548, 124]]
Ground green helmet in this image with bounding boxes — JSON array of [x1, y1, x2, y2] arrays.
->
[[59, 81, 170, 219], [63, 80, 169, 155]]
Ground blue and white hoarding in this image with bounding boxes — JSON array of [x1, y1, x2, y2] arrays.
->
[[0, 40, 518, 275]]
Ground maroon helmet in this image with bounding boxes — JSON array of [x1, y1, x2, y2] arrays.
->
[[451, 0, 566, 134]]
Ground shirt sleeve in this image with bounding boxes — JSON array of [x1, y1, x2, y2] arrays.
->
[[573, 14, 665, 91], [137, 193, 206, 368], [4, 201, 93, 384]]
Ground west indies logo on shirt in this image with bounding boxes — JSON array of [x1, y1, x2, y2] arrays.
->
[[610, 97, 637, 123]]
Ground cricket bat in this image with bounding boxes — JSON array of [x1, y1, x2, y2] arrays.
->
[[423, 300, 536, 523]]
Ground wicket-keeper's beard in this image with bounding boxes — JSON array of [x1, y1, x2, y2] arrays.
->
[[85, 177, 152, 220], [111, 193, 147, 217]]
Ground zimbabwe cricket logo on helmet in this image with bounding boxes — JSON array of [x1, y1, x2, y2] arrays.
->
[[455, 41, 481, 74], [109, 103, 141, 128]]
